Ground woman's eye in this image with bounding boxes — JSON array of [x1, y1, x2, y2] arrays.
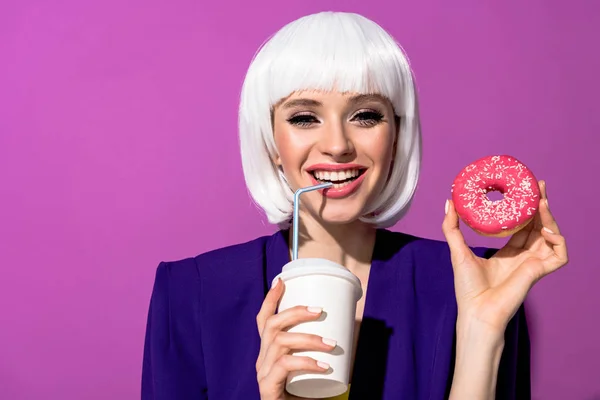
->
[[287, 114, 319, 127], [352, 111, 384, 127]]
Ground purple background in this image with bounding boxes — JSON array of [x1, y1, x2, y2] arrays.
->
[[1, 0, 598, 399]]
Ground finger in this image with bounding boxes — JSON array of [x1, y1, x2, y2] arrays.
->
[[538, 179, 558, 230], [262, 305, 323, 339], [256, 305, 323, 371], [259, 355, 329, 393], [261, 306, 323, 344], [257, 332, 336, 381], [538, 187, 560, 235], [256, 278, 284, 336], [539, 179, 547, 201], [500, 230, 568, 301], [540, 227, 569, 272], [442, 199, 474, 265]]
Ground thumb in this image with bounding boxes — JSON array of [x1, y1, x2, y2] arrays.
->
[[442, 199, 473, 265]]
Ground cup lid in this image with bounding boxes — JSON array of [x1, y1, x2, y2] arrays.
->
[[272, 258, 363, 300]]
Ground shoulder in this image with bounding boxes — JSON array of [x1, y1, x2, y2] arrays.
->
[[193, 234, 272, 271], [151, 233, 275, 291], [147, 234, 276, 332]]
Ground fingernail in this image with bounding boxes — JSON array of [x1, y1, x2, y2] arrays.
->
[[271, 278, 280, 290], [445, 200, 449, 215], [317, 361, 330, 370], [322, 338, 337, 347], [546, 198, 550, 209], [307, 306, 322, 314], [543, 227, 554, 234]]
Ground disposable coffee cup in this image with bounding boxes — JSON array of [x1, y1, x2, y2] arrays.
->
[[272, 258, 363, 398]]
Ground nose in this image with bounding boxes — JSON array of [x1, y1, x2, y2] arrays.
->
[[317, 121, 355, 159]]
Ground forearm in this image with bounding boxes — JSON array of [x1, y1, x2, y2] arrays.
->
[[448, 318, 506, 400]]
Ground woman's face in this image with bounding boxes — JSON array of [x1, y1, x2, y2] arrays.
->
[[272, 90, 397, 226]]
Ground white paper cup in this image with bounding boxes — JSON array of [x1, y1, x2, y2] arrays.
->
[[272, 258, 363, 398]]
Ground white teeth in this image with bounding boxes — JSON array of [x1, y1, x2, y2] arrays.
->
[[313, 169, 362, 182]]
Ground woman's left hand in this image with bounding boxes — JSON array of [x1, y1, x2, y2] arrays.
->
[[442, 180, 568, 334]]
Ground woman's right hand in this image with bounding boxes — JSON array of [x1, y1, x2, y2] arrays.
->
[[255, 278, 337, 400]]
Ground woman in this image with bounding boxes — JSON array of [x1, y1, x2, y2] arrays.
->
[[141, 11, 567, 400]]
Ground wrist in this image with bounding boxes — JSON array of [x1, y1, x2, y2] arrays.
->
[[455, 316, 505, 368], [449, 315, 506, 400], [456, 314, 506, 347], [455, 320, 505, 367]]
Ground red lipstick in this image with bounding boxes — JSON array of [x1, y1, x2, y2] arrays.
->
[[306, 163, 368, 199], [305, 163, 366, 172]]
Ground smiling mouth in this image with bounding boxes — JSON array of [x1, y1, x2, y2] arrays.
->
[[309, 168, 367, 189]]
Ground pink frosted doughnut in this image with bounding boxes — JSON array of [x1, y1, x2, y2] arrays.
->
[[451, 155, 541, 237]]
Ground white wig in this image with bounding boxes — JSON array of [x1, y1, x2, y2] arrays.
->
[[239, 11, 422, 229]]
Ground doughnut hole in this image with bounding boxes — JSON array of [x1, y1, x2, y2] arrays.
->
[[485, 190, 504, 202]]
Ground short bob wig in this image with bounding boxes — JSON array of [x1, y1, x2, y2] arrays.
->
[[239, 11, 422, 228]]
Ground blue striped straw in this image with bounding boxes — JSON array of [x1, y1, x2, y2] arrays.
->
[[292, 182, 334, 261]]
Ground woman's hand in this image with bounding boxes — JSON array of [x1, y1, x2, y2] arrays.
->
[[442, 180, 568, 334], [255, 278, 337, 400], [443, 180, 568, 399]]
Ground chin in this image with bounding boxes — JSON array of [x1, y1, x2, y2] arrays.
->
[[314, 207, 365, 226], [300, 186, 373, 226], [320, 217, 361, 226]]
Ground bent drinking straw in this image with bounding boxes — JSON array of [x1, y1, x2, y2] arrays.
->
[[292, 182, 334, 261]]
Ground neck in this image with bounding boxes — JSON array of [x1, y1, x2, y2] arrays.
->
[[289, 213, 377, 274]]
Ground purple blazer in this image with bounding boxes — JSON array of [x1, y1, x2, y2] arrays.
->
[[141, 229, 530, 399]]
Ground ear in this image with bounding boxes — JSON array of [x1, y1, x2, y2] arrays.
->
[[273, 155, 282, 167]]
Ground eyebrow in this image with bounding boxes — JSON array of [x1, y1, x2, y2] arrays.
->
[[347, 94, 388, 105], [280, 99, 322, 110], [280, 94, 388, 110]]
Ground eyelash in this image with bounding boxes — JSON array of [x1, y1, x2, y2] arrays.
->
[[286, 111, 385, 128]]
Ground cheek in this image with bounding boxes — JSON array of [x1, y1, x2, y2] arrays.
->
[[273, 121, 292, 165], [273, 125, 311, 173], [362, 129, 396, 169]]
